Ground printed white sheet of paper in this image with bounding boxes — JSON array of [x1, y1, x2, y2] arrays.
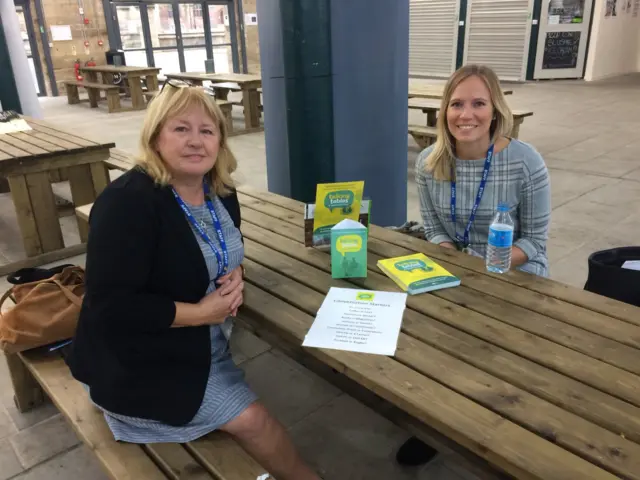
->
[[302, 287, 407, 356], [622, 260, 640, 271]]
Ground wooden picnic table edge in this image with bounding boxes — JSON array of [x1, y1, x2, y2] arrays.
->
[[235, 185, 640, 326], [239, 274, 622, 480], [21, 116, 113, 148]]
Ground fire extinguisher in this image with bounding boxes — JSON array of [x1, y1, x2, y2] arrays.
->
[[74, 59, 83, 81]]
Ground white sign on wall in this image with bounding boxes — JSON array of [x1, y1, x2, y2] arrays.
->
[[50, 25, 72, 41], [245, 13, 258, 26]]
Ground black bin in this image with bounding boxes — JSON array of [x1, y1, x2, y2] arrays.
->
[[584, 246, 640, 307], [106, 50, 126, 67]]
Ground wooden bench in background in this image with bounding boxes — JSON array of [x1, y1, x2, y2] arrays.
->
[[408, 125, 438, 149], [64, 81, 122, 114], [408, 98, 534, 133], [408, 98, 534, 145], [6, 348, 267, 480]]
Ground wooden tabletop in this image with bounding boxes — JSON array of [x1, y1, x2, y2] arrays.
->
[[408, 98, 533, 118], [163, 72, 261, 89], [80, 65, 161, 75], [204, 73, 261, 85], [409, 85, 514, 99], [235, 186, 640, 480], [0, 117, 115, 175], [164, 72, 211, 82]]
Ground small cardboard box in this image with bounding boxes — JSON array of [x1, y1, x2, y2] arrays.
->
[[331, 219, 368, 279]]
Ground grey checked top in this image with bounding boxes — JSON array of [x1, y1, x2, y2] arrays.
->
[[415, 139, 551, 277]]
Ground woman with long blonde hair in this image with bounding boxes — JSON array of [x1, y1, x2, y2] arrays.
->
[[67, 83, 320, 480], [397, 65, 551, 466], [416, 64, 550, 276]]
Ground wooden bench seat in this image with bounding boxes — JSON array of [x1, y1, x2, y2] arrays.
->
[[11, 349, 267, 480], [104, 148, 135, 172], [64, 81, 122, 113], [142, 90, 157, 104], [408, 124, 438, 149]]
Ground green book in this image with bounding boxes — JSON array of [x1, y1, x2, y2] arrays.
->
[[331, 219, 368, 279]]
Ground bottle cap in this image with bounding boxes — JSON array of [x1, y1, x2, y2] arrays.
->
[[497, 203, 510, 212]]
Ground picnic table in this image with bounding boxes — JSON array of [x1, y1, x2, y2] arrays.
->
[[234, 185, 640, 480], [164, 72, 262, 134], [0, 117, 113, 274], [80, 65, 161, 111], [408, 84, 514, 100], [408, 97, 534, 137]]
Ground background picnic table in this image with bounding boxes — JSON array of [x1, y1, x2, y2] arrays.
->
[[0, 117, 113, 274]]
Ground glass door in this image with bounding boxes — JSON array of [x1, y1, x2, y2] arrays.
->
[[207, 2, 239, 73], [147, 2, 183, 73], [533, 0, 593, 79], [15, 4, 46, 95], [111, 1, 240, 74], [179, 3, 207, 72], [113, 3, 149, 67]]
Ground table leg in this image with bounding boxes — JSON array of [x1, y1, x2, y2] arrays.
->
[[146, 74, 159, 92], [67, 164, 99, 243], [426, 110, 437, 127], [5, 353, 45, 413], [213, 87, 230, 101], [511, 119, 523, 138], [90, 162, 111, 195], [242, 88, 261, 129], [7, 175, 43, 256], [84, 71, 98, 83], [102, 72, 115, 100], [127, 75, 145, 110]]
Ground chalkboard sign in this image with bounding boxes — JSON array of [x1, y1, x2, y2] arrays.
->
[[542, 31, 581, 69]]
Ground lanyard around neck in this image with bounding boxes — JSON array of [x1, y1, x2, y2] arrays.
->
[[450, 144, 494, 248], [172, 181, 229, 277]]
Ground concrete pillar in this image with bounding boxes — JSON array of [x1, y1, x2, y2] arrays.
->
[[258, 0, 409, 227], [0, 0, 42, 117]]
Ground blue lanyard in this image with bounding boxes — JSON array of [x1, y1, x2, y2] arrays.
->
[[172, 181, 229, 277], [450, 144, 494, 248]]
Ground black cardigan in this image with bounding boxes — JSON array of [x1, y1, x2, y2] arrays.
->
[[66, 168, 242, 426]]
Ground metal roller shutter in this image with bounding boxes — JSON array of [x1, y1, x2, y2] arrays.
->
[[463, 0, 534, 81], [409, 0, 460, 78]]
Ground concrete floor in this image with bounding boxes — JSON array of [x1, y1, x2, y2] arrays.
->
[[1, 74, 639, 479]]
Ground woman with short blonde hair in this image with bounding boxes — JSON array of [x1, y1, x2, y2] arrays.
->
[[68, 84, 321, 480]]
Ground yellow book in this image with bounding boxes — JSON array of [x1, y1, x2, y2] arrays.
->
[[312, 181, 365, 247], [377, 253, 460, 295]]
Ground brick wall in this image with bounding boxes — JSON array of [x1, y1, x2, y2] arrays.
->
[[31, 0, 110, 95], [44, 0, 110, 92]]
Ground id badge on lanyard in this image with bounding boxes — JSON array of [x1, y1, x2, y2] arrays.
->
[[172, 182, 229, 277], [450, 144, 494, 251]]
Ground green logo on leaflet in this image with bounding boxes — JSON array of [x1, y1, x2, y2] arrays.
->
[[324, 190, 354, 214], [356, 292, 375, 302], [395, 259, 433, 273]]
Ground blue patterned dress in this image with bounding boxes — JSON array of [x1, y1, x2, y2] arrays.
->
[[90, 194, 257, 443]]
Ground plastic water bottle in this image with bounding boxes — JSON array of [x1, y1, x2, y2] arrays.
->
[[486, 203, 514, 274]]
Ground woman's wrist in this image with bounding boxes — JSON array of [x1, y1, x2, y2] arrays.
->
[[173, 301, 206, 327]]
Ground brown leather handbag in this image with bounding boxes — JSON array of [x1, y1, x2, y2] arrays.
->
[[0, 265, 84, 354]]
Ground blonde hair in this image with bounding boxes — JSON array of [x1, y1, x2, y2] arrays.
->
[[426, 64, 513, 181], [136, 86, 237, 196]]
